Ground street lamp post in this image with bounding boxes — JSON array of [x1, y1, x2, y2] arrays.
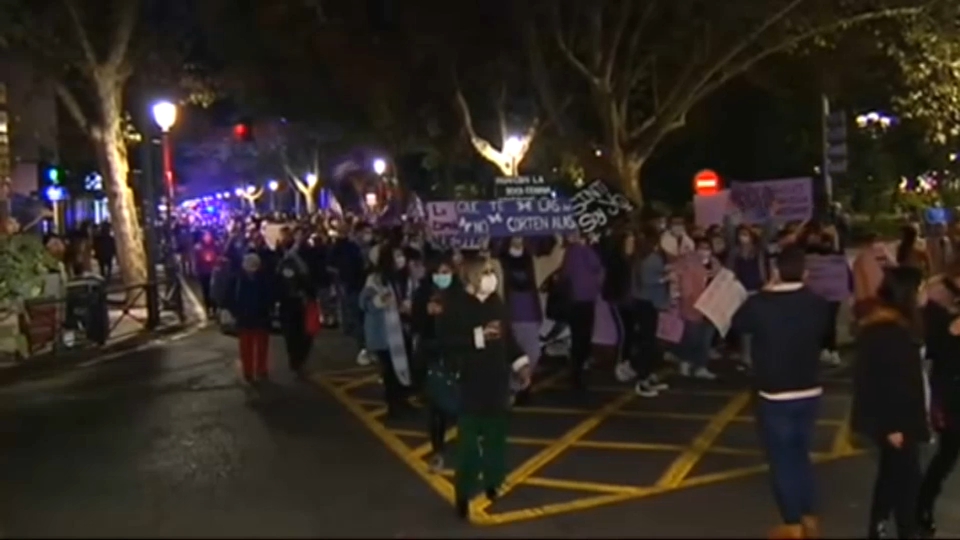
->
[[268, 180, 279, 212], [150, 100, 183, 322]]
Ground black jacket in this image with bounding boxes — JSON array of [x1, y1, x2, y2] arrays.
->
[[852, 307, 929, 442], [436, 286, 524, 415]]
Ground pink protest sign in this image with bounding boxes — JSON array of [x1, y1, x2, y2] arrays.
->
[[656, 309, 685, 344]]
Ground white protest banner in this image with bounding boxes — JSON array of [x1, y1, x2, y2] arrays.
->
[[694, 190, 731, 228], [694, 268, 748, 337]]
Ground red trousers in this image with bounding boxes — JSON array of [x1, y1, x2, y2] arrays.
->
[[238, 329, 270, 379]]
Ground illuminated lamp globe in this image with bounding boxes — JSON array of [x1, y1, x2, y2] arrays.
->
[[151, 101, 178, 132]]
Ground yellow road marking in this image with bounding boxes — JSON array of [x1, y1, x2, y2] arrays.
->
[[530, 369, 569, 392], [831, 399, 854, 455], [315, 365, 377, 377], [520, 476, 642, 494], [314, 378, 457, 505], [474, 392, 636, 513], [475, 491, 645, 525], [654, 392, 750, 489], [337, 373, 381, 392]]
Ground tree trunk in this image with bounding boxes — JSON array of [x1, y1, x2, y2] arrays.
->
[[302, 193, 317, 215], [94, 83, 147, 289]]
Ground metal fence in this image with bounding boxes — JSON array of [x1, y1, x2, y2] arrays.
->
[[18, 279, 184, 358]]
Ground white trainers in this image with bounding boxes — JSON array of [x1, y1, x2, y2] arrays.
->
[[614, 361, 637, 382], [357, 349, 372, 366], [645, 373, 669, 391], [679, 362, 692, 377], [820, 350, 841, 367], [634, 380, 659, 397], [693, 367, 717, 380]]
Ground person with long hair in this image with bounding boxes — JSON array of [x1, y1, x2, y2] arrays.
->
[[623, 226, 671, 396], [916, 260, 960, 536], [896, 224, 932, 278], [499, 236, 542, 405], [359, 242, 413, 417], [436, 257, 530, 520], [411, 254, 460, 473], [852, 266, 928, 539]]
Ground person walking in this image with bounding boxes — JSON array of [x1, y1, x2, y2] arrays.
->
[[275, 227, 317, 376], [852, 266, 928, 539], [732, 246, 831, 539], [224, 253, 274, 385], [437, 257, 530, 520]]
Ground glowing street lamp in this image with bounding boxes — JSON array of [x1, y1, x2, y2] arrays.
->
[[151, 101, 177, 133], [267, 180, 279, 211], [855, 111, 894, 129], [373, 158, 387, 176], [151, 100, 179, 230], [306, 173, 318, 187]]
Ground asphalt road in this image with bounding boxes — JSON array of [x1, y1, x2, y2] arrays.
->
[[2, 328, 960, 538]]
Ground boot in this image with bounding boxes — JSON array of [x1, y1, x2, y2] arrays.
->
[[917, 499, 936, 538], [801, 515, 820, 538], [768, 524, 804, 539]]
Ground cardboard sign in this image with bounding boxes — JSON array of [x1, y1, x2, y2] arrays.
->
[[569, 180, 635, 237], [694, 268, 748, 336], [495, 176, 553, 199]]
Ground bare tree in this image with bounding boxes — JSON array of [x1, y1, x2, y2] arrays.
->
[[525, 0, 928, 203], [454, 83, 539, 176]]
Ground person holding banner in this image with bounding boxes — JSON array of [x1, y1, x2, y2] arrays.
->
[[674, 238, 719, 380], [499, 237, 543, 405], [560, 230, 605, 391]]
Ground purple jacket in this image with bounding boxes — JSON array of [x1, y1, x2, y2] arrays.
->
[[561, 243, 604, 302]]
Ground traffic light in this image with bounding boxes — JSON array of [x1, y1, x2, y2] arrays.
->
[[39, 162, 63, 188], [233, 120, 253, 142]]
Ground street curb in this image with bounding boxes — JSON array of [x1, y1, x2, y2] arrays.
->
[[0, 322, 208, 386]]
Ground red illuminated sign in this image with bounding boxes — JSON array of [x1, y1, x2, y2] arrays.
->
[[693, 169, 721, 196]]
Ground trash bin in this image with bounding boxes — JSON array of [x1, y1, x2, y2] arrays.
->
[[65, 278, 109, 346]]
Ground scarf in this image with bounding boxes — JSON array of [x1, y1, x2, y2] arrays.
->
[[366, 274, 411, 386]]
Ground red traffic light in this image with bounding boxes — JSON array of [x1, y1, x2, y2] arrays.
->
[[233, 123, 250, 140]]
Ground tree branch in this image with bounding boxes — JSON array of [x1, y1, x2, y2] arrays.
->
[[496, 82, 508, 145], [107, 0, 139, 70], [62, 0, 99, 70], [603, 0, 634, 82], [550, 3, 600, 87], [54, 82, 90, 135]]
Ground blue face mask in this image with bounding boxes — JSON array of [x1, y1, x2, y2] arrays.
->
[[432, 273, 452, 289]]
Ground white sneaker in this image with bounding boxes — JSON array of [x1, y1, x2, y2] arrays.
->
[[634, 380, 659, 397], [614, 362, 637, 382], [645, 374, 669, 391], [679, 362, 692, 377], [821, 350, 841, 367], [357, 349, 372, 366], [693, 367, 717, 380]]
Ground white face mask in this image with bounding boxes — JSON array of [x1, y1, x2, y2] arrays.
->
[[479, 274, 498, 295], [395, 256, 406, 269], [509, 246, 523, 257]]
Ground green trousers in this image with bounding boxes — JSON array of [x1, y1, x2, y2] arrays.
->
[[455, 413, 508, 501]]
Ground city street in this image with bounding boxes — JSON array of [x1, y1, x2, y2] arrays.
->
[[1, 329, 958, 538]]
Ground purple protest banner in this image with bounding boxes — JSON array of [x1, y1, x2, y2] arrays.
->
[[729, 177, 813, 224], [656, 309, 685, 344], [805, 254, 851, 301]]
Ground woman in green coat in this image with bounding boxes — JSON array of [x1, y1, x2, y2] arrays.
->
[[436, 256, 531, 520]]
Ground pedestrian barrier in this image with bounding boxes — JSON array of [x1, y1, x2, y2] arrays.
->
[[17, 280, 183, 358]]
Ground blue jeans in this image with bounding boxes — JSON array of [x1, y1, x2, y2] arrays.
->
[[679, 318, 714, 369], [756, 396, 820, 524]]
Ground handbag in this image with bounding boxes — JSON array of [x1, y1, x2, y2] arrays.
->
[[425, 357, 460, 416], [304, 300, 322, 336]]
